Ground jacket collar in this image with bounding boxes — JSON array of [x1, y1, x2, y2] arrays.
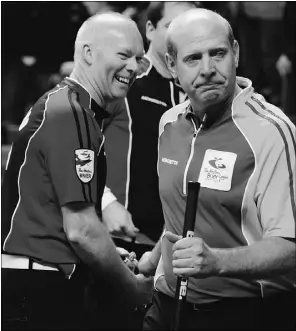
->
[[185, 76, 254, 129]]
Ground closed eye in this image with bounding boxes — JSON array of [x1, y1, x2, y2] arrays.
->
[[118, 53, 128, 59]]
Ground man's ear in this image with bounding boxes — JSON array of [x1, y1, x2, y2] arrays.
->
[[146, 20, 155, 43], [232, 40, 239, 68], [82, 44, 93, 66], [165, 53, 178, 80]]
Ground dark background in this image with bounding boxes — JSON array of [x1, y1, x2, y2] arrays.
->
[[1, 1, 295, 154]]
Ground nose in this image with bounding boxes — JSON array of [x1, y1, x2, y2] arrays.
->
[[200, 55, 216, 78], [125, 57, 138, 74]]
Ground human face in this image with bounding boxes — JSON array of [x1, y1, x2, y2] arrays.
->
[[147, 2, 195, 63], [91, 25, 144, 102], [166, 20, 239, 109]]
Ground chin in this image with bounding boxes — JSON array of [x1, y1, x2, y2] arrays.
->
[[112, 91, 129, 100]]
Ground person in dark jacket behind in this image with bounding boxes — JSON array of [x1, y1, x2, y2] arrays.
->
[[102, 2, 200, 249]]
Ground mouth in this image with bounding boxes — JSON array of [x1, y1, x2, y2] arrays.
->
[[115, 75, 131, 85], [196, 82, 222, 89]]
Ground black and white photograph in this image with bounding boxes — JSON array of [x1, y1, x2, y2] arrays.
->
[[1, 1, 296, 330]]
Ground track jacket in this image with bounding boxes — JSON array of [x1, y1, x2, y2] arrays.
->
[[155, 77, 296, 302]]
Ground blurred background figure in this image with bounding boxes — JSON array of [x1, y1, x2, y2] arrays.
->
[[103, 2, 201, 251], [227, 1, 286, 106], [275, 1, 296, 122]]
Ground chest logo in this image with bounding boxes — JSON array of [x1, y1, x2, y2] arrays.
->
[[198, 149, 237, 191], [162, 157, 178, 166], [75, 149, 95, 183]]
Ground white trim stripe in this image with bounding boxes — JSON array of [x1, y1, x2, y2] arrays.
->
[[136, 57, 153, 79], [3, 86, 68, 251], [169, 81, 176, 107], [231, 86, 264, 297], [124, 98, 133, 209], [68, 264, 76, 279], [232, 112, 264, 297]]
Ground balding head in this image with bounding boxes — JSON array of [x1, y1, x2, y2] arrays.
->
[[166, 9, 234, 60], [74, 12, 140, 61], [164, 8, 239, 113], [71, 12, 144, 105]]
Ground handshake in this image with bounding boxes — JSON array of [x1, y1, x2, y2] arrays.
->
[[116, 247, 157, 307]]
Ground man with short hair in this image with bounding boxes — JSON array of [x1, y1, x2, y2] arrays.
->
[[2, 12, 152, 330], [143, 8, 296, 330], [102, 1, 199, 249]]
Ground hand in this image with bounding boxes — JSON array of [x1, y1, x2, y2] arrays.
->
[[134, 273, 154, 305], [102, 200, 139, 238], [165, 231, 219, 279], [124, 251, 138, 273], [138, 251, 157, 276], [116, 247, 130, 258], [276, 54, 292, 77]]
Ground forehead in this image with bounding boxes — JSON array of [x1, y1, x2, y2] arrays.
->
[[98, 26, 144, 54], [173, 19, 230, 55], [159, 2, 195, 26]]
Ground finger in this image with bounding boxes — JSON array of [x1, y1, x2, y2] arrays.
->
[[172, 258, 193, 269], [174, 237, 203, 250], [172, 267, 195, 278], [124, 218, 139, 238], [173, 247, 195, 260], [116, 247, 130, 258], [165, 231, 182, 244], [124, 226, 138, 238], [111, 228, 126, 237], [124, 259, 138, 272]]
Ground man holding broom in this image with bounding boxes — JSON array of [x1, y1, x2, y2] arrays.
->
[[142, 8, 296, 331]]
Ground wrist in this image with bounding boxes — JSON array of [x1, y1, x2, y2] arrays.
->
[[212, 248, 225, 276]]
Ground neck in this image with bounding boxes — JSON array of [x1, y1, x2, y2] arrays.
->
[[70, 65, 106, 109], [147, 47, 171, 79]]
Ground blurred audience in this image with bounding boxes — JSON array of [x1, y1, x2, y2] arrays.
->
[[276, 1, 296, 120], [228, 2, 286, 106]]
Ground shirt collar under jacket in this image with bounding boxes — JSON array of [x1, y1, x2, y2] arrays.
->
[[64, 77, 109, 122], [185, 76, 253, 129]]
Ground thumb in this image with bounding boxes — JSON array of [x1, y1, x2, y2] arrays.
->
[[124, 222, 139, 238], [165, 231, 182, 244]]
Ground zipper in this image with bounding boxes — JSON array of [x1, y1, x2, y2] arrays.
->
[[182, 115, 205, 195]]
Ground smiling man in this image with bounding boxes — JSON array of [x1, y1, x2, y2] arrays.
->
[[142, 8, 296, 331], [1, 12, 152, 331], [72, 12, 144, 105]]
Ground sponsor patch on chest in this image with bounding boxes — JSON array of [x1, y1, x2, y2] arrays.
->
[[75, 149, 95, 183], [198, 149, 237, 191]]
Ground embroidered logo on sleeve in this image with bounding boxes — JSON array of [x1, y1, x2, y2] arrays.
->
[[198, 149, 237, 191], [75, 149, 94, 183]]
